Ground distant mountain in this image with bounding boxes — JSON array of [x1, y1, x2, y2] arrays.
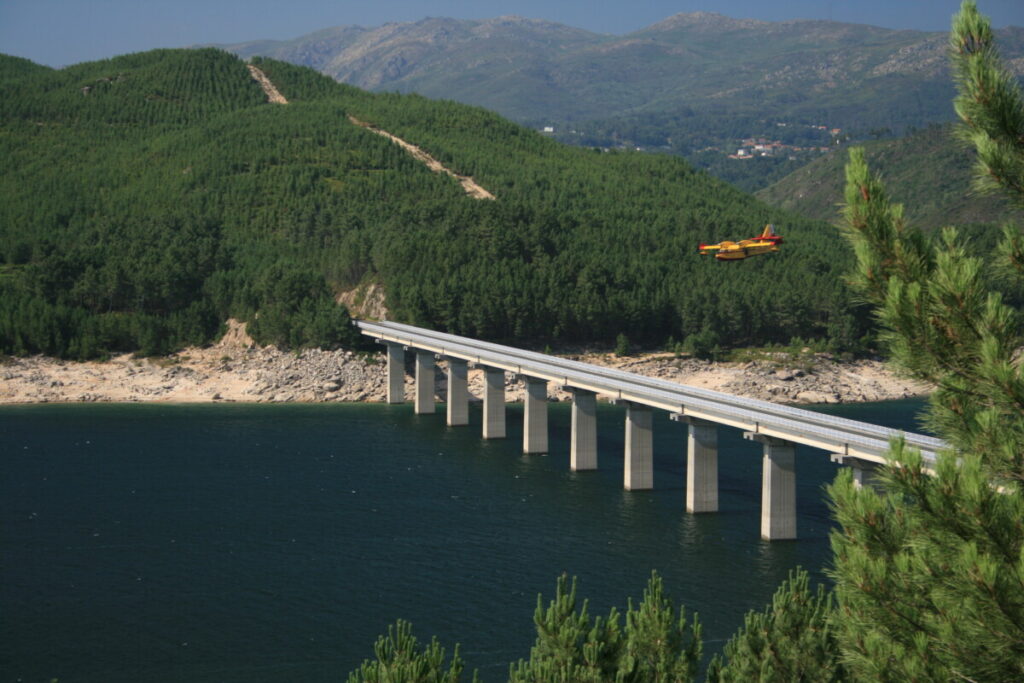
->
[[214, 13, 1024, 143], [755, 124, 1020, 229], [216, 16, 607, 120]]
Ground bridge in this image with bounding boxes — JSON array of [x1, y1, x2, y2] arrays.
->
[[356, 319, 947, 541]]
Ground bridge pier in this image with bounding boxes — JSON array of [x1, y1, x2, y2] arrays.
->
[[570, 389, 598, 471], [674, 415, 718, 513], [386, 342, 405, 404], [624, 402, 654, 490], [360, 321, 945, 545], [831, 454, 882, 490], [482, 366, 506, 439], [747, 433, 797, 541], [415, 351, 435, 414], [446, 358, 469, 426], [522, 377, 548, 453]]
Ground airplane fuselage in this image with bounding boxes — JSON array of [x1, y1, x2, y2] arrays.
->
[[708, 239, 780, 260], [698, 224, 783, 261]]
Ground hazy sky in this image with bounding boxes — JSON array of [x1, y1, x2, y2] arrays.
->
[[2, 0, 1022, 68]]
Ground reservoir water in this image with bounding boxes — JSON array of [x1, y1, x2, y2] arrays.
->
[[1, 399, 928, 681]]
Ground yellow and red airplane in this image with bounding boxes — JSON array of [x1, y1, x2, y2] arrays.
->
[[698, 224, 783, 261]]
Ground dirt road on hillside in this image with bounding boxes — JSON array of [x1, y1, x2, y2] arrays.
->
[[246, 63, 494, 199], [347, 115, 496, 199], [247, 64, 288, 104]]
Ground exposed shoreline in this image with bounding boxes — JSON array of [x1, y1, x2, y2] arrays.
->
[[0, 323, 930, 406]]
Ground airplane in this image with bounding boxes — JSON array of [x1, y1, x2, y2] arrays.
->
[[698, 224, 783, 261]]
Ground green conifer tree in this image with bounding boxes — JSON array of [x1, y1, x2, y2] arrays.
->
[[617, 572, 702, 682], [827, 3, 1024, 680], [707, 569, 843, 682], [507, 573, 624, 683], [508, 572, 701, 683], [346, 619, 475, 683]]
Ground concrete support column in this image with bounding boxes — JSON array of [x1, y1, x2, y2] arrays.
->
[[482, 366, 506, 439], [386, 343, 405, 404], [414, 351, 435, 415], [852, 461, 879, 490], [685, 417, 719, 513], [747, 433, 796, 541], [523, 377, 548, 453], [446, 358, 469, 427], [570, 389, 598, 471], [831, 454, 882, 490], [624, 402, 654, 490]]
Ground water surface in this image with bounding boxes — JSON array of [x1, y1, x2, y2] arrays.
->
[[0, 399, 928, 681]]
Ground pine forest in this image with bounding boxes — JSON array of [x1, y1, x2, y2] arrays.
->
[[2, 49, 873, 359]]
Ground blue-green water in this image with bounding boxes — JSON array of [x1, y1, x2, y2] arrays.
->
[[1, 399, 928, 681]]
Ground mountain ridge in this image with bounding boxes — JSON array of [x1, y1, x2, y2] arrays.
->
[[210, 12, 1024, 139]]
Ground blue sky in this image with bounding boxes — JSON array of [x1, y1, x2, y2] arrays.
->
[[2, 0, 1022, 68]]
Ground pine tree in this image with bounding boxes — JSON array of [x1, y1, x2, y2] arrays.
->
[[828, 2, 1024, 680], [617, 572, 702, 682], [346, 619, 475, 683], [707, 569, 843, 682], [508, 574, 623, 682], [508, 572, 701, 682]]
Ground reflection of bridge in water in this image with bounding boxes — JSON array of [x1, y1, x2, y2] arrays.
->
[[356, 320, 946, 541]]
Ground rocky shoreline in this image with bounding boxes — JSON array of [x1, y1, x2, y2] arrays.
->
[[0, 323, 929, 406]]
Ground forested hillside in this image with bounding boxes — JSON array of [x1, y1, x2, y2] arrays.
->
[[0, 49, 870, 359], [756, 123, 1020, 228]]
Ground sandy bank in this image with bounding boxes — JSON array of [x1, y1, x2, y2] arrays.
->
[[0, 322, 929, 406]]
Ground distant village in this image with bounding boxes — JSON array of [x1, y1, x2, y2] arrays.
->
[[726, 124, 842, 160], [540, 121, 845, 158]]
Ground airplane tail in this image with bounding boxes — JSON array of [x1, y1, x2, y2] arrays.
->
[[760, 224, 777, 239]]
